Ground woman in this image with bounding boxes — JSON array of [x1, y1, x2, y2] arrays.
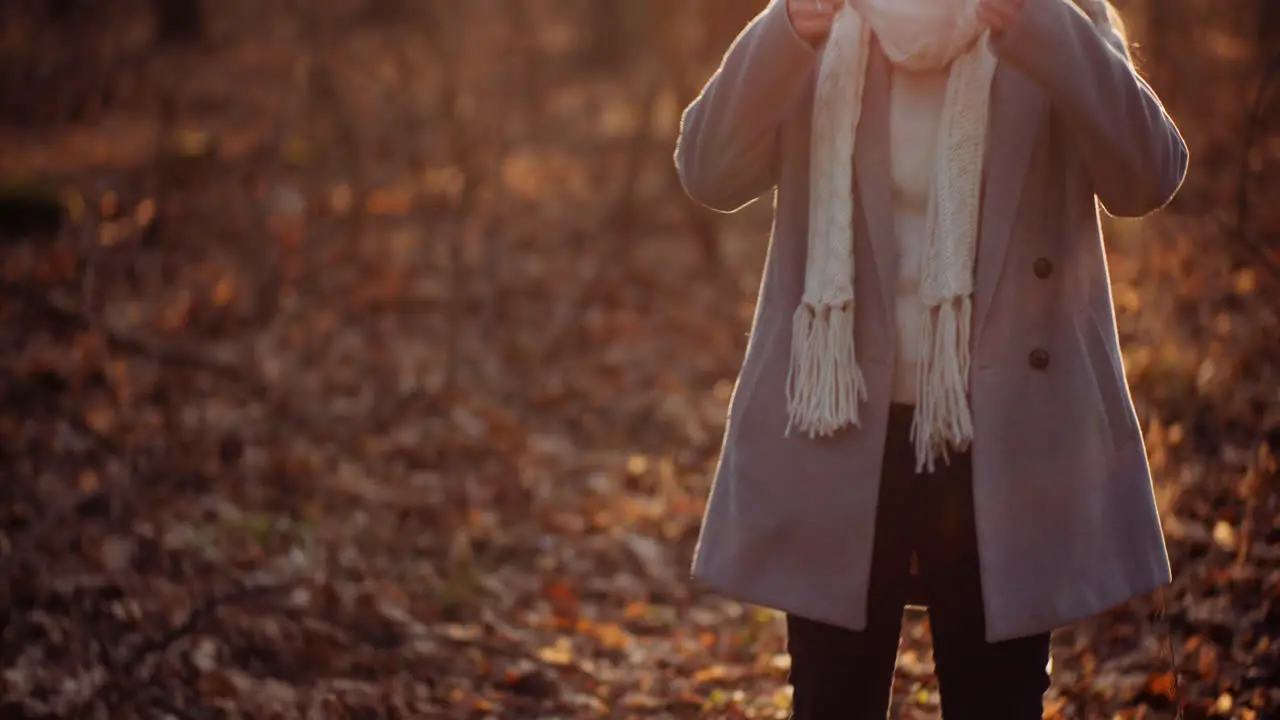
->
[[674, 0, 1187, 717]]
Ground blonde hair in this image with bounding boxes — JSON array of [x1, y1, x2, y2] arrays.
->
[[1072, 0, 1131, 59], [1102, 2, 1129, 43]]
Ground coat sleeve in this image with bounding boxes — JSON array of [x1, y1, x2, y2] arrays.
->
[[674, 0, 819, 213], [990, 0, 1189, 217]]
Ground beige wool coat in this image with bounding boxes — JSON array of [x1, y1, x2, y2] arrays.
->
[[675, 0, 1188, 642]]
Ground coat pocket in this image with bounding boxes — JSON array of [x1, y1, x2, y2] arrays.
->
[[1071, 306, 1139, 448]]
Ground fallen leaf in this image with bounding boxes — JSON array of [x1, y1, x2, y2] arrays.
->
[[536, 638, 574, 666]]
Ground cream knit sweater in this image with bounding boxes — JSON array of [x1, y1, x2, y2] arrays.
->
[[887, 64, 950, 404]]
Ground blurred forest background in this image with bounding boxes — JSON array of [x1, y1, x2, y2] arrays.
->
[[0, 0, 1277, 718]]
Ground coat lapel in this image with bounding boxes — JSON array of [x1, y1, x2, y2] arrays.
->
[[853, 42, 897, 331], [973, 61, 1046, 345]]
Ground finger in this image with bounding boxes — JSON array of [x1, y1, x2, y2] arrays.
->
[[792, 18, 831, 34], [976, 3, 1014, 29], [790, 7, 836, 21], [790, 12, 834, 32], [789, 0, 830, 15], [792, 19, 833, 40], [985, 0, 1019, 19]]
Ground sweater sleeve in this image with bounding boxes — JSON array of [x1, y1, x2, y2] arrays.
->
[[989, 0, 1189, 217], [673, 0, 819, 213]]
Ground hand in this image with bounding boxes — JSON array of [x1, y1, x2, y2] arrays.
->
[[977, 0, 1026, 33], [787, 0, 838, 47]]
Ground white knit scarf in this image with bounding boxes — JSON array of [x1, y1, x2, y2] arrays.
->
[[784, 0, 998, 473]]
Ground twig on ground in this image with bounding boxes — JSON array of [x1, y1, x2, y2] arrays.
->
[[0, 278, 268, 393], [0, 277, 400, 456], [80, 582, 296, 715], [147, 691, 204, 720]]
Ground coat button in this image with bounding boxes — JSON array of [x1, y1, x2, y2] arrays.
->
[[1029, 348, 1050, 370], [1033, 257, 1054, 279]]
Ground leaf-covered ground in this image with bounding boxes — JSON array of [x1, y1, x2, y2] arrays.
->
[[2, 3, 1278, 719]]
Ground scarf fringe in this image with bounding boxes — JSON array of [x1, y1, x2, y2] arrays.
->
[[912, 296, 975, 473], [785, 302, 867, 438]]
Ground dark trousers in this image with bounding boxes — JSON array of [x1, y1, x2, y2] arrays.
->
[[786, 404, 1052, 719]]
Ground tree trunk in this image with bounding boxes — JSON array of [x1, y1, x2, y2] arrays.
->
[[361, 0, 408, 24], [152, 0, 203, 44], [45, 0, 85, 22], [584, 2, 629, 70], [1260, 0, 1280, 55]]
